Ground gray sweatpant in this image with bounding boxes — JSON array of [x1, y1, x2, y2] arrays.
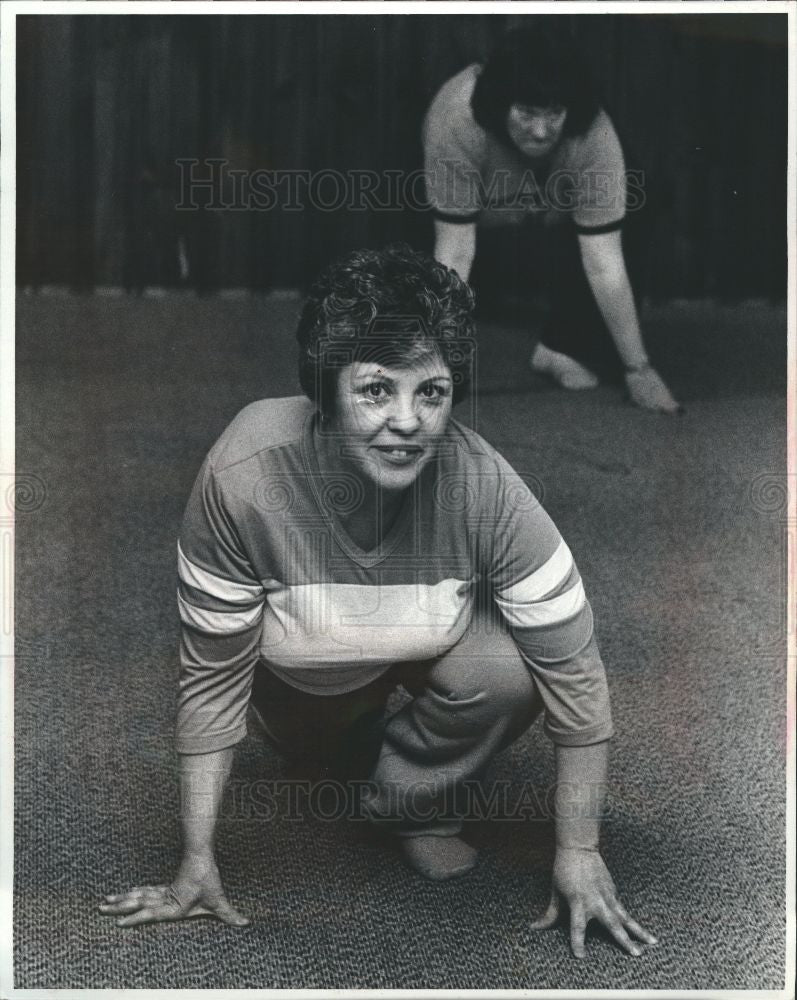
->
[[249, 614, 542, 835]]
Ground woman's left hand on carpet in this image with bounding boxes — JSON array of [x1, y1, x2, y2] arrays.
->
[[531, 846, 657, 958], [625, 365, 682, 414]]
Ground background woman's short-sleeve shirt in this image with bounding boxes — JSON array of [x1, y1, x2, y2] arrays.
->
[[423, 64, 627, 232]]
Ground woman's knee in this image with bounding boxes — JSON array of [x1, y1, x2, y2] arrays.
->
[[426, 630, 538, 716]]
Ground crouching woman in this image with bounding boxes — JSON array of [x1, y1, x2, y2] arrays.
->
[[100, 244, 656, 960]]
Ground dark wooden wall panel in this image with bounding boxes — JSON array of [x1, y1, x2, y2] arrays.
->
[[16, 13, 787, 299]]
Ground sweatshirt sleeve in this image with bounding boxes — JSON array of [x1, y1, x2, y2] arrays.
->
[[175, 457, 266, 754], [486, 453, 613, 746], [422, 77, 484, 222], [571, 110, 627, 232]]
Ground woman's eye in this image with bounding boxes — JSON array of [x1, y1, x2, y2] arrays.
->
[[420, 384, 449, 400], [361, 382, 388, 401]]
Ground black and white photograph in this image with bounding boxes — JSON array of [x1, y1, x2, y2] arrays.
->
[[1, 1, 794, 994]]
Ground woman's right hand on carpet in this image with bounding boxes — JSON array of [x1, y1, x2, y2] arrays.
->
[[99, 853, 250, 928]]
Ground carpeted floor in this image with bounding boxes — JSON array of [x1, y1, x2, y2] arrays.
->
[[13, 293, 788, 989]]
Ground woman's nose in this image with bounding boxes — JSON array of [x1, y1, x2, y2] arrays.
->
[[529, 119, 549, 140], [387, 396, 421, 432]]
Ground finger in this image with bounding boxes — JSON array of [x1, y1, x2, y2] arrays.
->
[[116, 906, 165, 927], [623, 917, 657, 945], [612, 902, 658, 945], [103, 891, 144, 904], [656, 396, 681, 414], [99, 898, 150, 916], [569, 905, 587, 960], [596, 903, 642, 957], [120, 885, 162, 898], [208, 897, 251, 927], [104, 885, 165, 903], [530, 893, 560, 931]]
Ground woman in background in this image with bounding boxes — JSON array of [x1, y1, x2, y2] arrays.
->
[[424, 22, 680, 414]]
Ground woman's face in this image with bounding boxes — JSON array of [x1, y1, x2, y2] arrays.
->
[[507, 103, 567, 157], [324, 355, 454, 493]]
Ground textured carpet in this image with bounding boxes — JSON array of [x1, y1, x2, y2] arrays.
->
[[14, 293, 788, 989]]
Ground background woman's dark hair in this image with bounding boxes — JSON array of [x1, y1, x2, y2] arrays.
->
[[296, 244, 476, 412], [471, 21, 601, 144]]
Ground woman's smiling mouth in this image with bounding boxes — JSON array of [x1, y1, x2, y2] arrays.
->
[[372, 444, 424, 464]]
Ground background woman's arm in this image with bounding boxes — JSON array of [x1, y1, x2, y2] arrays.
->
[[578, 230, 680, 413], [433, 219, 477, 282], [578, 230, 646, 368]]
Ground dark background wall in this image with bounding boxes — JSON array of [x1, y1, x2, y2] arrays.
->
[[16, 13, 787, 299]]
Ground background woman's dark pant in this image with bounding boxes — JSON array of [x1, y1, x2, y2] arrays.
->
[[470, 210, 651, 384]]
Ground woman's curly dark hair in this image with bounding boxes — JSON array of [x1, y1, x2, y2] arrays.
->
[[471, 22, 600, 146], [296, 244, 476, 413]]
